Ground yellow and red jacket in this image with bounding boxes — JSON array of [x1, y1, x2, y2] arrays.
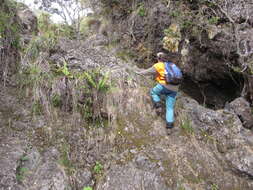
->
[[153, 62, 166, 85]]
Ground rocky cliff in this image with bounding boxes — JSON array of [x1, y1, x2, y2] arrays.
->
[[0, 0, 253, 190], [88, 0, 253, 108], [0, 0, 21, 84]]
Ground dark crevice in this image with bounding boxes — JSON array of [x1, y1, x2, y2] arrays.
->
[[180, 71, 244, 110]]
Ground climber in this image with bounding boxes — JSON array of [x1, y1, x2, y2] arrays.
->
[[136, 52, 181, 134]]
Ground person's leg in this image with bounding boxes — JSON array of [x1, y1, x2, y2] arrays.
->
[[150, 84, 164, 106], [165, 91, 177, 126]]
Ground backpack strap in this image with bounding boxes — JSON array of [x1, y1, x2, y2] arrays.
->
[[165, 62, 175, 75], [169, 63, 175, 76]]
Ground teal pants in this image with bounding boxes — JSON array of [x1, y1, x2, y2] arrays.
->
[[150, 84, 177, 123]]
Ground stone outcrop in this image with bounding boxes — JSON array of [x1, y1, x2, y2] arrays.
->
[[1, 32, 253, 189], [90, 0, 253, 107], [0, 0, 20, 82], [228, 97, 253, 129], [1, 1, 253, 189]]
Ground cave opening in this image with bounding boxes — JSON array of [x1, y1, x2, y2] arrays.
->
[[180, 72, 244, 110]]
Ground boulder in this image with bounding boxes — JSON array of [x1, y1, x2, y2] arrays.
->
[[228, 97, 253, 129], [176, 96, 253, 179], [0, 137, 26, 190], [96, 162, 169, 190]]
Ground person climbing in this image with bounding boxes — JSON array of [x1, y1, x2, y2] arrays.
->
[[136, 52, 182, 135]]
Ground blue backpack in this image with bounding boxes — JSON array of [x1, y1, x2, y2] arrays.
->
[[164, 61, 183, 85]]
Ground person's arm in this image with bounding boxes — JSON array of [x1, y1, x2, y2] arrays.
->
[[136, 66, 156, 76]]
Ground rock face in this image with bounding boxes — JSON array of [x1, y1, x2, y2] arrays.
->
[[1, 2, 253, 189], [0, 0, 20, 82], [228, 97, 253, 129], [91, 0, 253, 106], [1, 33, 253, 189], [0, 85, 71, 190], [97, 159, 168, 190], [0, 137, 26, 190]]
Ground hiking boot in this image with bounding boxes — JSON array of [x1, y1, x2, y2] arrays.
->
[[166, 122, 174, 129], [166, 122, 174, 135], [153, 102, 162, 115], [153, 102, 162, 109]]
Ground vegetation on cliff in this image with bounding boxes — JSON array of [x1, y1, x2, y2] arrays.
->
[[0, 0, 252, 190]]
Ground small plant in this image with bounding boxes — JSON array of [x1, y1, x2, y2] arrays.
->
[[51, 94, 62, 107], [20, 156, 29, 161], [81, 69, 110, 92], [208, 16, 219, 25], [211, 183, 219, 190], [137, 3, 146, 17], [57, 62, 73, 78], [16, 167, 29, 182], [170, 10, 181, 18], [180, 118, 194, 135], [93, 161, 103, 174], [181, 20, 194, 30], [83, 187, 93, 190]]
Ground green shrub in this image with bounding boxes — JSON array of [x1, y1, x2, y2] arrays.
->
[[83, 187, 93, 190], [211, 183, 219, 190], [16, 167, 29, 182], [170, 10, 181, 18], [0, 1, 20, 49], [137, 3, 146, 17], [93, 161, 103, 174]]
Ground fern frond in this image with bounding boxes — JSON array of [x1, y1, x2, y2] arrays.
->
[[98, 71, 109, 91], [83, 71, 97, 88]]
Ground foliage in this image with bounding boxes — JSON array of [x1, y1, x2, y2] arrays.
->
[[0, 0, 20, 49], [21, 64, 52, 87], [93, 161, 103, 174], [24, 34, 57, 61], [38, 12, 76, 39], [137, 3, 146, 17], [51, 94, 62, 107], [77, 68, 110, 124], [16, 167, 29, 182], [35, 0, 88, 39], [170, 10, 181, 18], [57, 62, 73, 78], [208, 16, 219, 25], [83, 187, 93, 190], [81, 69, 110, 92], [180, 118, 194, 135], [211, 183, 219, 190]]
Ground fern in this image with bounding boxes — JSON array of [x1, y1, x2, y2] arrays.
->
[[97, 71, 109, 91], [83, 71, 96, 88], [57, 62, 73, 78]]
